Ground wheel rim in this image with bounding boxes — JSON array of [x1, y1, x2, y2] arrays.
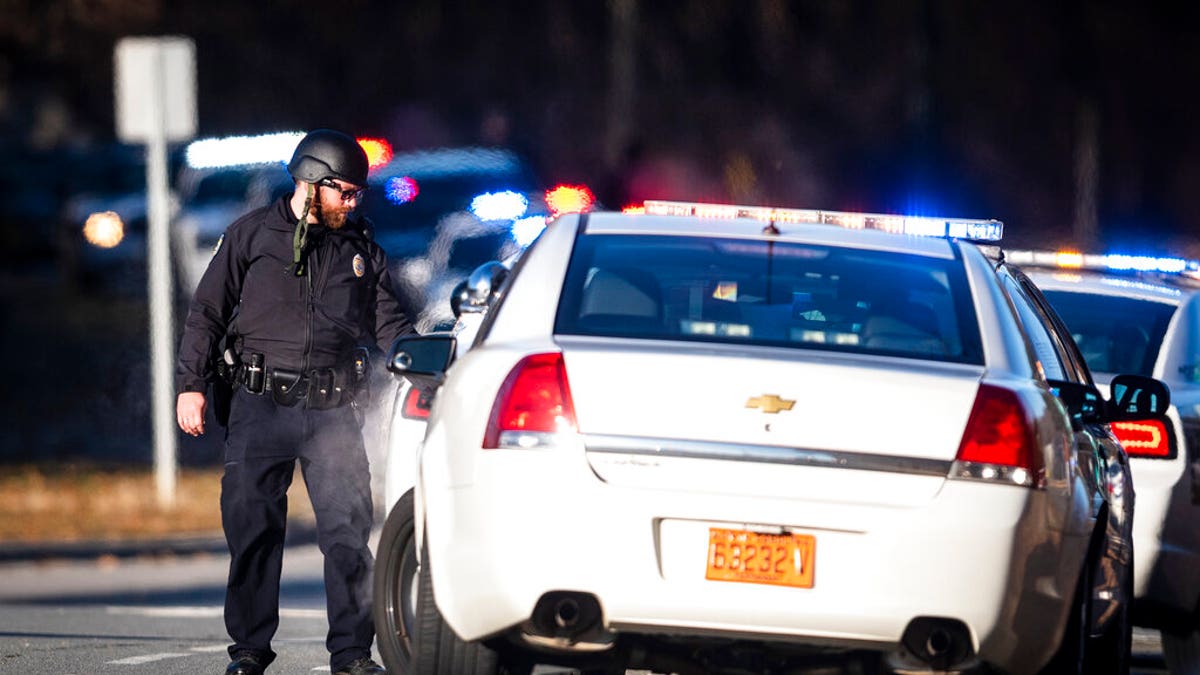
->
[[384, 530, 419, 658], [402, 543, 419, 640]]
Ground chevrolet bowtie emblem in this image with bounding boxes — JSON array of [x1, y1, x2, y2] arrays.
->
[[745, 394, 796, 414]]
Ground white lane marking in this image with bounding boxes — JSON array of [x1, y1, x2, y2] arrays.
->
[[107, 653, 191, 665], [190, 644, 231, 653], [312, 667, 331, 672], [106, 606, 220, 618], [105, 606, 325, 619], [280, 609, 326, 619]]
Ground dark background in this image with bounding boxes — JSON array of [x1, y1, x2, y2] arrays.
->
[[2, 0, 1199, 463]]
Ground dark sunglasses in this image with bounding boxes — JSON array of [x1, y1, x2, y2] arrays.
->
[[318, 178, 366, 203]]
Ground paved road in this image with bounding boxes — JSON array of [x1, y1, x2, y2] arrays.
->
[[0, 541, 1172, 674], [0, 545, 333, 673], [1132, 629, 1171, 674]]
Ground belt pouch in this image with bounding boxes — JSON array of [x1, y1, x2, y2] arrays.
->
[[348, 348, 371, 406], [332, 364, 366, 408], [308, 369, 336, 410], [270, 368, 305, 407]]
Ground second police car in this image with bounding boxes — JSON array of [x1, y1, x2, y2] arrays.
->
[[375, 201, 1169, 674], [1008, 249, 1200, 674]]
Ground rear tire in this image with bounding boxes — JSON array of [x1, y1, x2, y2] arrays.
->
[[373, 489, 419, 673], [1043, 541, 1134, 674], [1087, 559, 1132, 674], [414, 539, 502, 675], [1042, 552, 1094, 674]]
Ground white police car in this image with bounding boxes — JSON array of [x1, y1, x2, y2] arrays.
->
[[377, 260, 509, 515], [1008, 249, 1200, 673], [374, 202, 1168, 674], [371, 260, 510, 663]]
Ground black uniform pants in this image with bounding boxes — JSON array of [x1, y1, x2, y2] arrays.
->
[[221, 388, 375, 672]]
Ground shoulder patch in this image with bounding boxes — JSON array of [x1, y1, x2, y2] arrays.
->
[[212, 233, 224, 257]]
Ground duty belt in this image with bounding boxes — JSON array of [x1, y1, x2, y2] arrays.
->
[[237, 351, 369, 410]]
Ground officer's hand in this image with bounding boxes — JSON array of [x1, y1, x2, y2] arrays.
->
[[177, 391, 207, 436]]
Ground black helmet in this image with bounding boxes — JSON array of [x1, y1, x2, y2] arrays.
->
[[287, 129, 369, 187]]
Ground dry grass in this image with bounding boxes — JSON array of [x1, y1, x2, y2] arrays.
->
[[0, 464, 316, 543]]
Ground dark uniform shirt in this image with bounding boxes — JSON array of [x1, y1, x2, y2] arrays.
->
[[176, 195, 415, 393]]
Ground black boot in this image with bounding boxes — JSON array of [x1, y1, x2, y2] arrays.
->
[[225, 652, 266, 675], [334, 657, 386, 675]]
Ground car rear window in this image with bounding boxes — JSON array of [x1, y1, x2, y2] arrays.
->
[[1040, 291, 1176, 376], [555, 234, 983, 364]]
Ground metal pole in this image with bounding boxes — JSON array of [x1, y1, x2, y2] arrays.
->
[[147, 46, 177, 508]]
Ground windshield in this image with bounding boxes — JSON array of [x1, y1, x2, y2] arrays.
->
[[1040, 290, 1176, 376], [555, 234, 983, 364]]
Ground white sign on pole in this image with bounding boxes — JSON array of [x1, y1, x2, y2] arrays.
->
[[114, 36, 197, 508], [115, 37, 197, 142]]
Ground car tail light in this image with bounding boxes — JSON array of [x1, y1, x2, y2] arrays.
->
[[483, 353, 577, 449], [401, 385, 432, 420], [1111, 419, 1173, 458], [952, 384, 1042, 488]]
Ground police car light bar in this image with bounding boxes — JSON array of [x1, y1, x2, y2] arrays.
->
[[642, 200, 1003, 241], [1004, 249, 1200, 277], [185, 131, 306, 169], [186, 132, 393, 170]]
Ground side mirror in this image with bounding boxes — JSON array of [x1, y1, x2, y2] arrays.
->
[[467, 261, 509, 307], [451, 261, 508, 318], [387, 335, 457, 388], [1108, 374, 1171, 420], [450, 280, 471, 318], [1048, 379, 1104, 430]]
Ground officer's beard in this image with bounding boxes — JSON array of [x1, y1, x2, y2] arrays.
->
[[314, 191, 351, 230]]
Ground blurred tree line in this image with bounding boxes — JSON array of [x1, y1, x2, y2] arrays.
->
[[3, 0, 1200, 253]]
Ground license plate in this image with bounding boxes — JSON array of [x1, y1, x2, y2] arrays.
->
[[706, 527, 815, 588]]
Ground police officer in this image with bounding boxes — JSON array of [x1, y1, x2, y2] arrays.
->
[[176, 129, 413, 675]]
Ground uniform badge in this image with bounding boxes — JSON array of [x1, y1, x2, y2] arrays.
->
[[353, 253, 366, 278], [212, 233, 224, 256]]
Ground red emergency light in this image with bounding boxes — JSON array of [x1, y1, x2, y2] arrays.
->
[[357, 138, 394, 169], [546, 184, 595, 218]]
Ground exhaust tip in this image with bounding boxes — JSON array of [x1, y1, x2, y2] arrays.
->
[[530, 591, 603, 641], [926, 626, 953, 656], [900, 617, 973, 670], [554, 597, 581, 628]]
